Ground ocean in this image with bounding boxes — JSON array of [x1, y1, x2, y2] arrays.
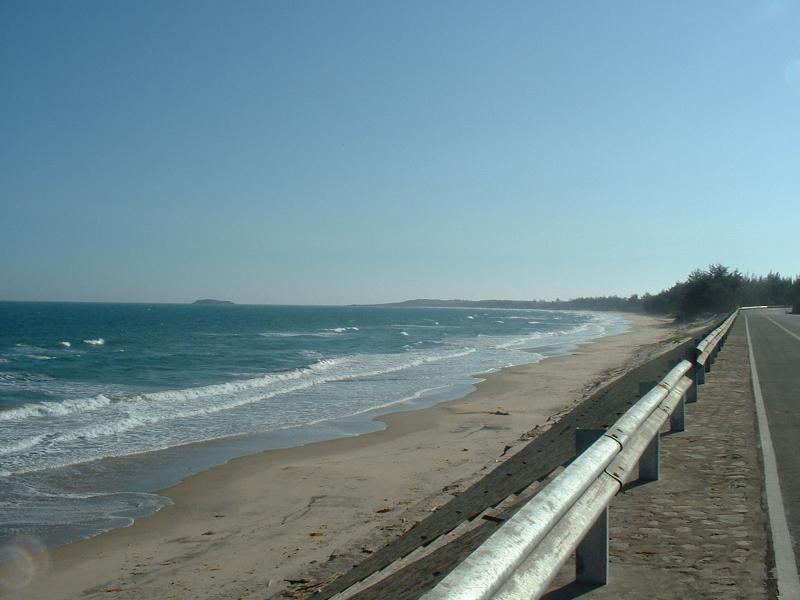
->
[[0, 302, 629, 550]]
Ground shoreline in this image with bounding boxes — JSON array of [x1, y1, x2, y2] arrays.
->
[[5, 312, 681, 599]]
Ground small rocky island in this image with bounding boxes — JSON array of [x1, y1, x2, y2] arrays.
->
[[192, 299, 235, 305]]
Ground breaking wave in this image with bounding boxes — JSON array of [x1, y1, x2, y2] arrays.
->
[[0, 347, 479, 473]]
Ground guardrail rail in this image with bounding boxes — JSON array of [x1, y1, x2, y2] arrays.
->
[[422, 310, 739, 600]]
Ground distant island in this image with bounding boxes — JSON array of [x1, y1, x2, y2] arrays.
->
[[192, 299, 235, 305]]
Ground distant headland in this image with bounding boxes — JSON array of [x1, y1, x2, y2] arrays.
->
[[192, 299, 235, 305]]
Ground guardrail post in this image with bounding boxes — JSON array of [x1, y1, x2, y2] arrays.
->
[[576, 508, 609, 585], [575, 428, 608, 584], [666, 361, 687, 430], [635, 381, 661, 480], [684, 347, 699, 403], [693, 345, 706, 385], [670, 393, 686, 433], [640, 434, 660, 481], [686, 370, 698, 402]]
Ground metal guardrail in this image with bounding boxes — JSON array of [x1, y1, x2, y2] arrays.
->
[[694, 311, 737, 385], [423, 310, 739, 600]]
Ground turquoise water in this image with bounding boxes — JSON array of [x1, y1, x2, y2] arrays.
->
[[0, 302, 628, 548]]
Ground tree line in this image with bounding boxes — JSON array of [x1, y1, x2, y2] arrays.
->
[[381, 265, 800, 319], [639, 265, 800, 319]]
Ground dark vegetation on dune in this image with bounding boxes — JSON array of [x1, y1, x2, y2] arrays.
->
[[385, 265, 800, 321], [640, 265, 800, 319]]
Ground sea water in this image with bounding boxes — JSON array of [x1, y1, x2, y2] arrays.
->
[[0, 302, 629, 549]]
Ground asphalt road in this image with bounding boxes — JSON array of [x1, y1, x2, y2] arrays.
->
[[743, 307, 800, 563]]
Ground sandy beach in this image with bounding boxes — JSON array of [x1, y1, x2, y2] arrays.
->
[[4, 313, 684, 600]]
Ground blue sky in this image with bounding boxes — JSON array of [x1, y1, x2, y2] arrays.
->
[[1, 1, 798, 304]]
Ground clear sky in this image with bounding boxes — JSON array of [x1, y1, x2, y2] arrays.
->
[[1, 1, 798, 304]]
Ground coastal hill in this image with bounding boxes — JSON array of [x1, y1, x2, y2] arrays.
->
[[192, 299, 235, 305], [369, 266, 800, 319], [369, 297, 641, 312]]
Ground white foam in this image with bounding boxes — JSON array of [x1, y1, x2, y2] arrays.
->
[[197, 332, 242, 337], [260, 331, 339, 338], [0, 394, 113, 422], [27, 355, 56, 361], [60, 341, 71, 348], [2, 347, 481, 473], [323, 327, 360, 333], [260, 331, 310, 338], [0, 371, 52, 384], [492, 337, 533, 349], [315, 384, 452, 422], [83, 338, 105, 346], [0, 434, 46, 456], [0, 311, 631, 476], [466, 316, 475, 319]]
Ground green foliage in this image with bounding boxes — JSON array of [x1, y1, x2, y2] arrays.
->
[[643, 265, 798, 320], [792, 277, 800, 314]]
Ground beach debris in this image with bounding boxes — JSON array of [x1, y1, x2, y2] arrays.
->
[[489, 409, 510, 416], [441, 483, 461, 494], [501, 444, 513, 456], [282, 576, 324, 595], [309, 531, 324, 537], [360, 547, 374, 554], [158, 559, 176, 566], [462, 447, 469, 451], [375, 507, 392, 513], [519, 425, 542, 441], [213, 513, 225, 518], [104, 588, 122, 593], [482, 513, 505, 524], [201, 530, 215, 536]]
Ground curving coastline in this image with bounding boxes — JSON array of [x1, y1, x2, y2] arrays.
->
[[7, 313, 680, 599]]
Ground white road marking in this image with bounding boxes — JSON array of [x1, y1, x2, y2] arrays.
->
[[766, 315, 800, 344], [745, 314, 800, 598]]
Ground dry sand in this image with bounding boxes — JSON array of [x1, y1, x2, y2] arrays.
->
[[4, 313, 685, 599]]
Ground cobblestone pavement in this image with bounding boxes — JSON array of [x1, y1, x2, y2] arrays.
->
[[545, 318, 774, 599]]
